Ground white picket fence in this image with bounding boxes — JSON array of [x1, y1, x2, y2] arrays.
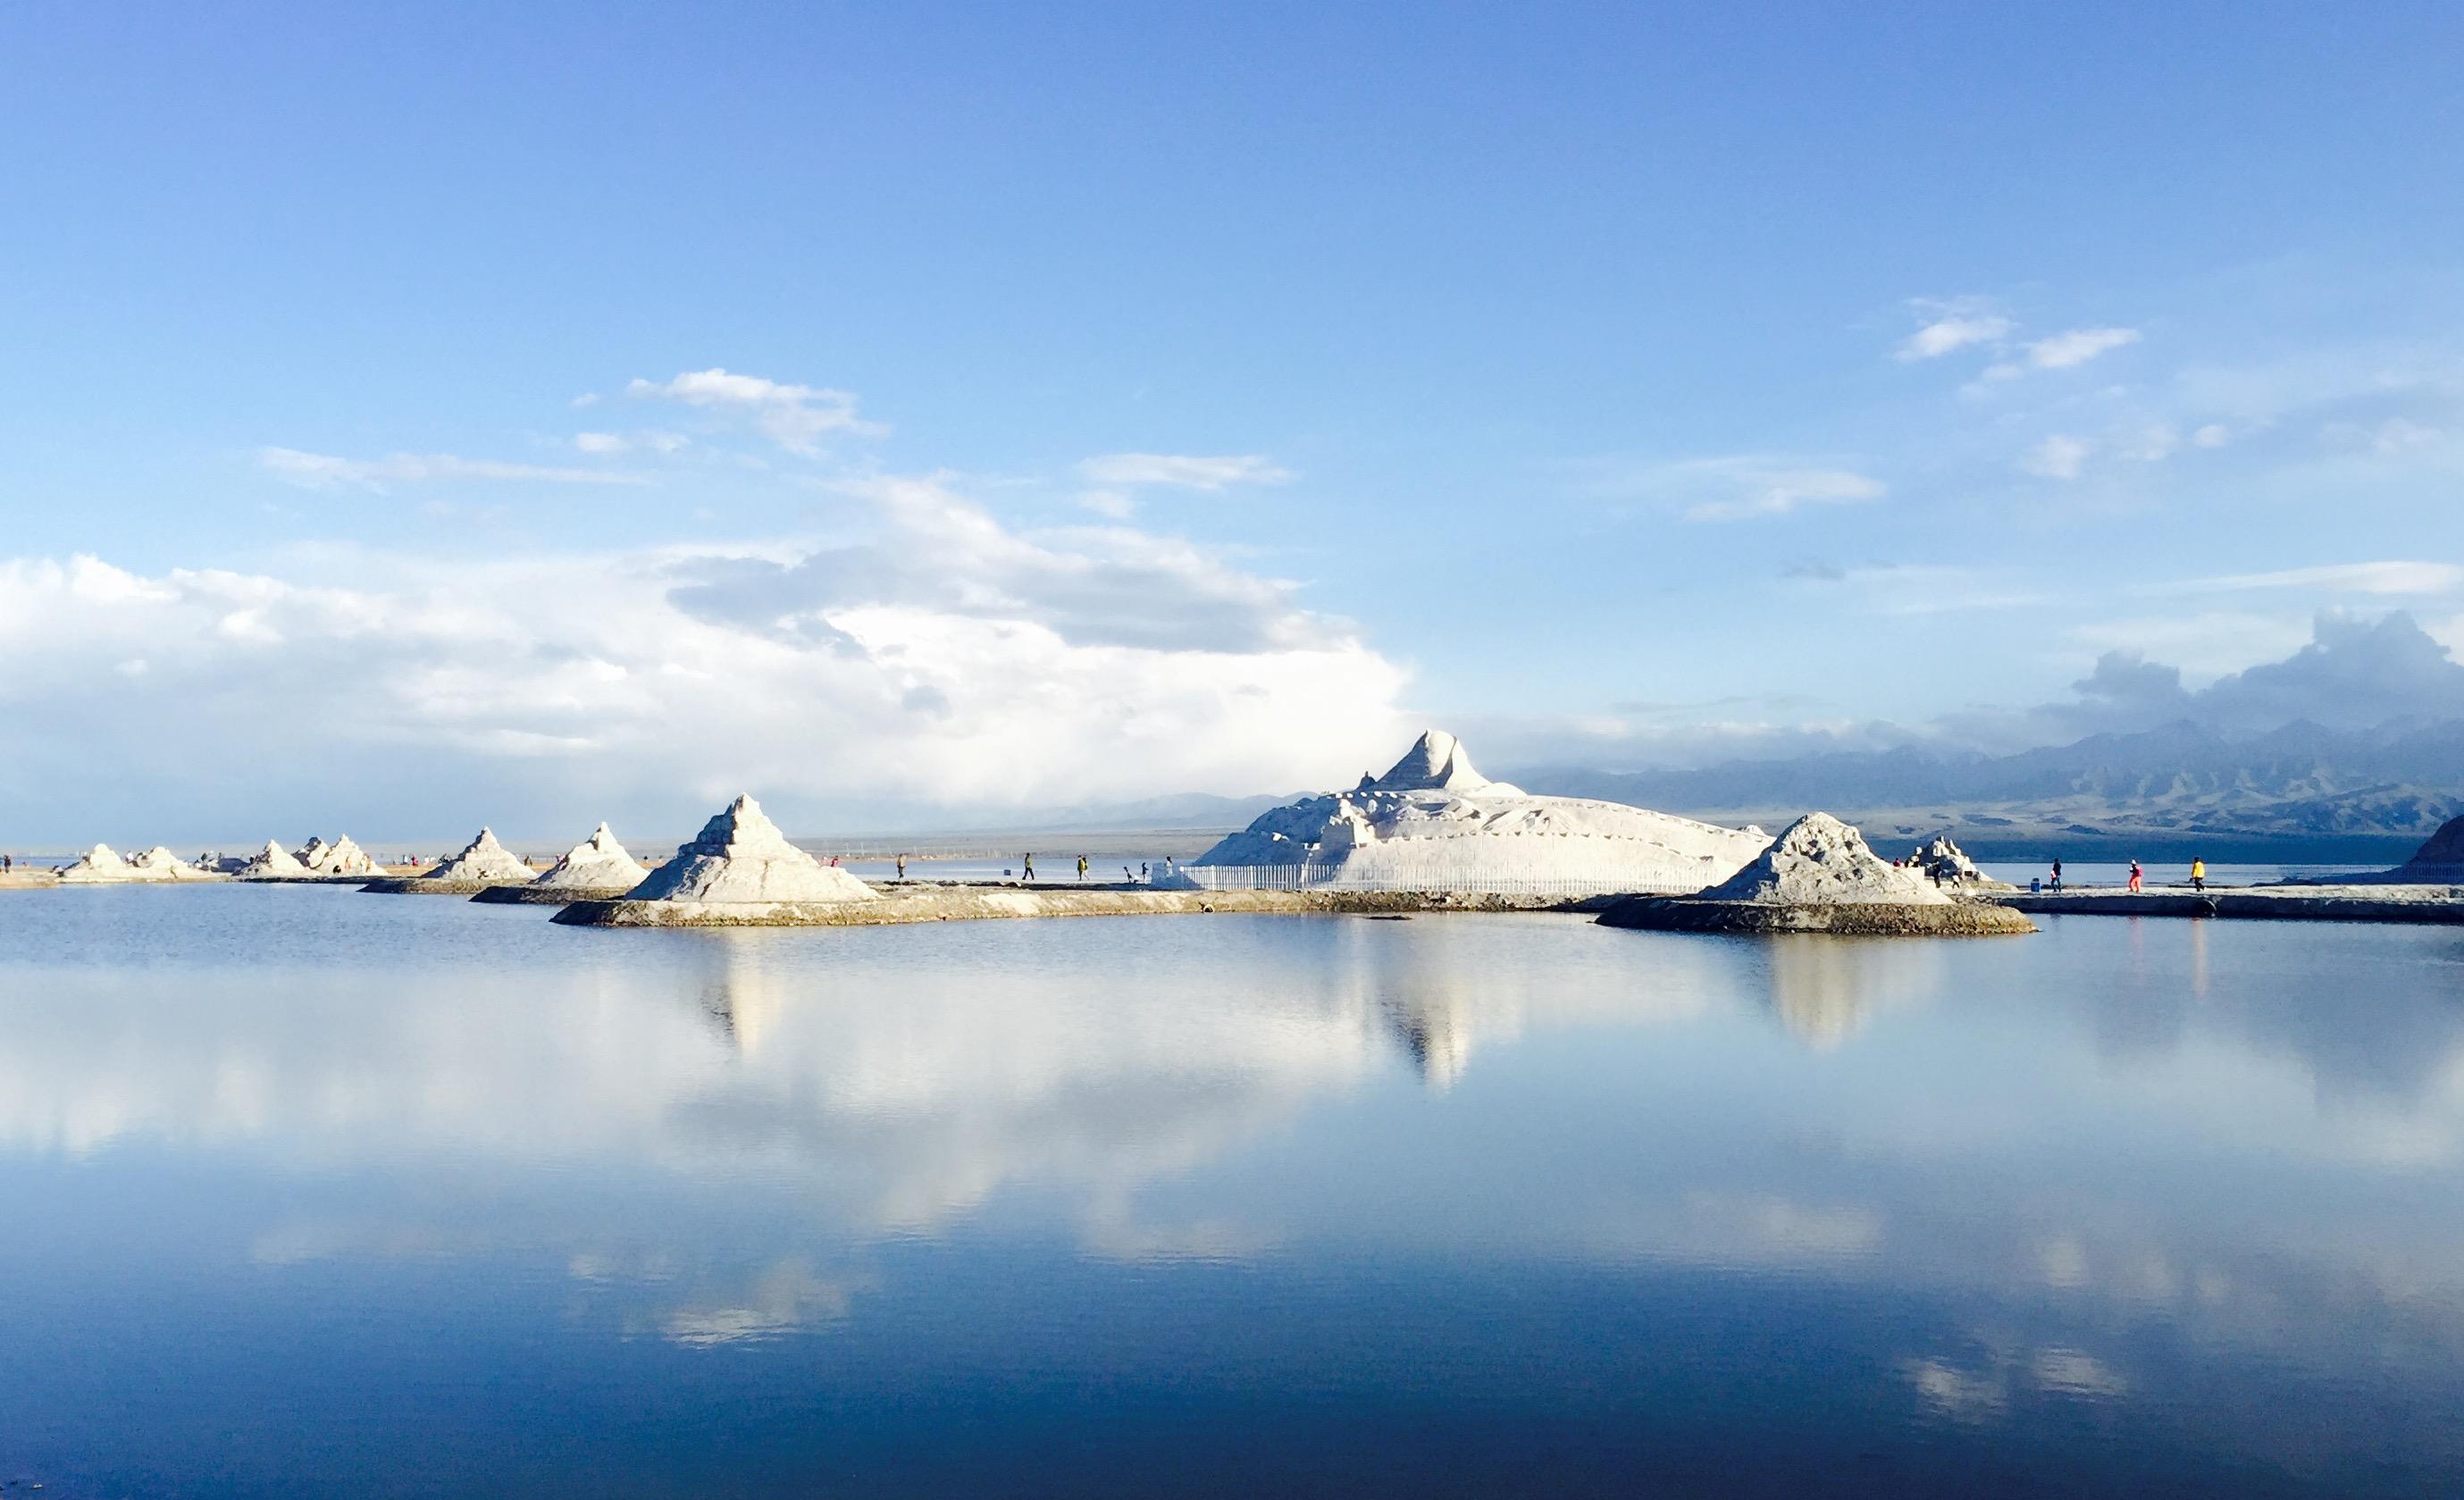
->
[[1162, 863, 1669, 899]]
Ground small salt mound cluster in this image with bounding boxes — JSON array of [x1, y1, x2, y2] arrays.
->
[[424, 828, 534, 884], [1907, 832, 1987, 885], [57, 844, 134, 883], [1190, 730, 1768, 895], [1701, 814, 1953, 906], [532, 823, 650, 892], [130, 846, 208, 880], [1598, 812, 2035, 935], [239, 840, 310, 879], [626, 794, 876, 904], [306, 836, 383, 876]]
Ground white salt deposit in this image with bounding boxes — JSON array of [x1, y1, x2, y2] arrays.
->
[[129, 846, 208, 880], [624, 795, 877, 904], [294, 836, 330, 867], [532, 823, 650, 892], [238, 840, 310, 879], [1696, 813, 1951, 906], [1191, 731, 1770, 894], [1908, 832, 1986, 885], [424, 827, 535, 884], [57, 844, 137, 883], [306, 835, 383, 876]]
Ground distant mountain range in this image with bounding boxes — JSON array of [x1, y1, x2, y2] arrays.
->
[[1508, 717, 2464, 859]]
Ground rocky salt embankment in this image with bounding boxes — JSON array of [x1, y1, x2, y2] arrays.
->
[[474, 823, 651, 904]]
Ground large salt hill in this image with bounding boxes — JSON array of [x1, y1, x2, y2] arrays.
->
[[1189, 731, 1769, 894]]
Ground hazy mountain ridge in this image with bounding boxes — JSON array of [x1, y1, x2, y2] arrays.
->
[[1507, 717, 2464, 841]]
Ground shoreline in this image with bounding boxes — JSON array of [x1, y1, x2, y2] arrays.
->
[[1992, 884, 2464, 924], [553, 886, 1606, 927]]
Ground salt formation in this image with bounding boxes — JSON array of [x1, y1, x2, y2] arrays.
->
[[423, 828, 534, 884], [129, 846, 208, 880], [294, 836, 330, 867], [238, 840, 310, 879], [1701, 814, 1954, 906], [56, 844, 134, 883], [532, 824, 650, 892], [1597, 812, 2035, 935], [624, 795, 877, 904], [305, 835, 383, 876], [1189, 731, 1768, 894], [1907, 832, 1995, 886]]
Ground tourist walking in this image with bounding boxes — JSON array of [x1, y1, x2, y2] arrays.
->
[[2127, 859, 2143, 892], [1022, 853, 1035, 882], [2191, 857, 2207, 892], [2050, 858, 2064, 893], [895, 853, 906, 881], [1076, 854, 1089, 883]]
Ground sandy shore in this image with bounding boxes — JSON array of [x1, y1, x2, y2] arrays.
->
[[1994, 884, 2464, 924]]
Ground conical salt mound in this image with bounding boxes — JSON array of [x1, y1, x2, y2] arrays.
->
[[130, 846, 205, 880], [625, 795, 876, 903], [58, 844, 134, 883], [424, 827, 533, 883], [533, 822, 650, 892], [307, 835, 382, 876], [295, 836, 330, 867], [1362, 730, 1520, 795], [1700, 813, 1951, 906], [239, 840, 309, 878]]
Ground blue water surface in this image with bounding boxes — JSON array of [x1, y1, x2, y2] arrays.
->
[[4, 884, 2462, 1497]]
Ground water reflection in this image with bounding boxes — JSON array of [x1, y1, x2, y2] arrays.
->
[[7, 895, 2464, 1491]]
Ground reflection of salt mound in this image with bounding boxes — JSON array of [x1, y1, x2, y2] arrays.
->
[[626, 795, 877, 904], [1711, 815, 1953, 906], [58, 844, 135, 883], [305, 836, 382, 876], [533, 823, 650, 892], [425, 828, 533, 884], [238, 840, 308, 879], [1191, 731, 1768, 894]]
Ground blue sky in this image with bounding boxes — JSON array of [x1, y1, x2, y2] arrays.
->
[[5, 4, 2463, 840]]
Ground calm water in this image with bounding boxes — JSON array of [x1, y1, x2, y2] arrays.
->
[[5, 887, 2464, 1497]]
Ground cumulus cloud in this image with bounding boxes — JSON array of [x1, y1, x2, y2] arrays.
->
[[0, 481, 1410, 839], [624, 368, 884, 455], [2019, 434, 2091, 480], [258, 448, 651, 491], [2025, 326, 2141, 369], [1894, 298, 2011, 361]]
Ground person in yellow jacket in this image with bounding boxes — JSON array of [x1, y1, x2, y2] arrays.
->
[[2190, 857, 2207, 892]]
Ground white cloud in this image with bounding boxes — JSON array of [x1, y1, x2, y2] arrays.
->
[[2158, 561, 2464, 598], [2115, 423, 2179, 462], [1076, 453, 1294, 490], [624, 368, 885, 455], [1666, 462, 1885, 522], [1893, 297, 2011, 362], [2019, 434, 2091, 479], [2192, 423, 2231, 448], [0, 480, 1411, 835], [258, 447, 652, 491], [2026, 326, 2141, 369], [574, 430, 687, 456]]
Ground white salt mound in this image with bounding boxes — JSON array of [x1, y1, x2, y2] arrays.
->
[[534, 822, 650, 891], [57, 844, 136, 883], [239, 840, 310, 878], [1909, 832, 1985, 884], [624, 794, 876, 904], [425, 827, 534, 883], [130, 846, 207, 880], [307, 835, 383, 876], [294, 836, 330, 867], [1191, 730, 1768, 894], [1697, 813, 1952, 906]]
